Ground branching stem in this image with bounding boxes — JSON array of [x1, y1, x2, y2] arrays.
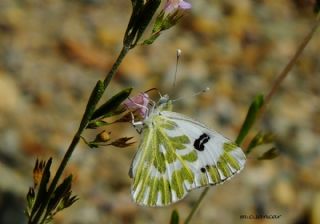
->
[[30, 46, 130, 224]]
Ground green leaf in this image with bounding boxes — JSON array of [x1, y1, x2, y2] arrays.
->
[[80, 136, 100, 149], [87, 120, 110, 129], [47, 175, 73, 213], [124, 0, 143, 44], [236, 94, 264, 146], [314, 0, 320, 13], [143, 10, 184, 45], [124, 0, 161, 47], [143, 32, 161, 45], [163, 11, 183, 30], [258, 147, 279, 160], [131, 0, 143, 10], [108, 137, 135, 148], [133, 0, 161, 46], [31, 158, 52, 216], [170, 209, 179, 224], [58, 191, 78, 211], [88, 142, 99, 149], [90, 87, 132, 121], [25, 187, 35, 217], [79, 80, 105, 130], [246, 132, 274, 155], [152, 10, 165, 33]]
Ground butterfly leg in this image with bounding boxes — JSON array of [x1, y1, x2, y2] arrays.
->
[[130, 112, 144, 134]]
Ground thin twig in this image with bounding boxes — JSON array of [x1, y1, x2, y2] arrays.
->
[[184, 187, 209, 224], [259, 13, 320, 117]]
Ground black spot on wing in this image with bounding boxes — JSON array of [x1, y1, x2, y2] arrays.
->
[[193, 133, 210, 151]]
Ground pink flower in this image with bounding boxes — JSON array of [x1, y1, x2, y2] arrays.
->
[[123, 93, 150, 118], [164, 0, 192, 13]]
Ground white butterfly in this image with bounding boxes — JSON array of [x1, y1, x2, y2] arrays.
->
[[124, 93, 246, 207]]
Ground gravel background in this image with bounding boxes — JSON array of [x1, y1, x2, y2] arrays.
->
[[0, 0, 320, 223]]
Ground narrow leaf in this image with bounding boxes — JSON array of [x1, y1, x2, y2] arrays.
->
[[81, 136, 99, 149], [131, 0, 143, 9], [258, 147, 280, 160], [246, 132, 274, 155], [58, 191, 79, 212], [25, 187, 36, 217], [91, 88, 132, 121], [170, 209, 179, 224], [133, 0, 161, 46], [236, 94, 264, 145], [109, 137, 135, 148], [314, 0, 320, 13], [47, 175, 73, 213], [33, 159, 46, 188], [31, 158, 53, 216], [87, 120, 110, 129], [79, 80, 105, 130], [143, 32, 161, 45], [124, 0, 143, 45]]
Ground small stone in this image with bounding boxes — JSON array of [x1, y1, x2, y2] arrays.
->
[[273, 179, 296, 207], [311, 193, 320, 224], [0, 72, 20, 113]]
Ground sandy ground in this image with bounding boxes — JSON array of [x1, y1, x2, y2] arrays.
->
[[0, 0, 320, 223]]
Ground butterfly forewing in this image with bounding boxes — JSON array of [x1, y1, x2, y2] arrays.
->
[[130, 109, 246, 207], [161, 111, 246, 186]]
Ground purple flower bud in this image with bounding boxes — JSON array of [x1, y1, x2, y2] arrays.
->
[[164, 0, 192, 13], [123, 93, 150, 118]]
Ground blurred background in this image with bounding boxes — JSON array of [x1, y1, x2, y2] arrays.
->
[[0, 0, 320, 223]]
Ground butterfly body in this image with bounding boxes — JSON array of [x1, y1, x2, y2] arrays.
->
[[129, 95, 246, 207]]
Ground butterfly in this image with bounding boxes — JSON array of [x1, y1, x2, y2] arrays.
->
[[124, 92, 246, 207]]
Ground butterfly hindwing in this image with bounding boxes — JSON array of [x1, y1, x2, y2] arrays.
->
[[160, 111, 246, 188], [130, 110, 246, 207]]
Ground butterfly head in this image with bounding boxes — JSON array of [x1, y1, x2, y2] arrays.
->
[[156, 94, 173, 112]]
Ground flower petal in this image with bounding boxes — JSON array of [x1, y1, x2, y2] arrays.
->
[[179, 1, 192, 9]]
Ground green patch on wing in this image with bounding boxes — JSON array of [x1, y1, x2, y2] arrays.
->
[[203, 147, 243, 184], [223, 142, 238, 152], [217, 160, 232, 178], [147, 177, 172, 206], [132, 115, 198, 206], [221, 151, 241, 170], [170, 135, 190, 149], [160, 119, 177, 130], [207, 165, 220, 183], [171, 167, 194, 199]]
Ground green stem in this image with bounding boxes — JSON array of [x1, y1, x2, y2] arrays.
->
[[30, 46, 130, 224], [183, 14, 320, 224], [184, 187, 209, 224]]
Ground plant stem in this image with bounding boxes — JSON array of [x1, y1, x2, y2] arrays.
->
[[184, 14, 320, 224], [259, 14, 320, 116], [30, 46, 130, 224], [184, 187, 209, 224]]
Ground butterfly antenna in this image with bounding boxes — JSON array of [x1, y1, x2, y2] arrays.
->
[[172, 87, 210, 102], [173, 49, 182, 88], [144, 87, 158, 94]]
